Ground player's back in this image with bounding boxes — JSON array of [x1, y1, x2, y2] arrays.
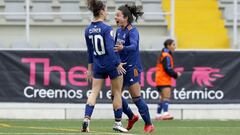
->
[[85, 21, 120, 72]]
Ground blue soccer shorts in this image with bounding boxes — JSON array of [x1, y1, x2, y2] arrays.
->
[[93, 68, 120, 80], [123, 67, 141, 87]]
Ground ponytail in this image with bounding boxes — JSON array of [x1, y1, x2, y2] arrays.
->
[[118, 4, 144, 23]]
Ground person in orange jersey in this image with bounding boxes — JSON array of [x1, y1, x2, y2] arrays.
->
[[155, 39, 181, 120]]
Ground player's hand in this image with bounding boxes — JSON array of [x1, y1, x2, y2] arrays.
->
[[117, 63, 126, 75], [177, 72, 182, 78], [114, 44, 124, 52], [86, 70, 93, 82]]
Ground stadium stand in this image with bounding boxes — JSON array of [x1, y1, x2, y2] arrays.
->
[[224, 5, 235, 21], [0, 0, 239, 49], [218, 0, 240, 49], [142, 0, 165, 22], [162, 0, 230, 49], [32, 0, 54, 21], [59, 0, 82, 21], [67, 40, 86, 49], [0, 40, 7, 48], [114, 0, 137, 7], [11, 40, 31, 48], [219, 1, 240, 22], [4, 0, 25, 21], [0, 0, 167, 49], [38, 41, 59, 49], [147, 36, 169, 50]]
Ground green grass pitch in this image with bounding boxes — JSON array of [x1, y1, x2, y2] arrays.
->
[[0, 119, 240, 135]]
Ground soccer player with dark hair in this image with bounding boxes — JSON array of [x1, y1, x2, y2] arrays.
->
[[114, 4, 154, 133], [81, 0, 127, 133], [155, 39, 181, 120]]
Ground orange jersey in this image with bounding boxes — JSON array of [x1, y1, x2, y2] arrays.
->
[[155, 51, 174, 86]]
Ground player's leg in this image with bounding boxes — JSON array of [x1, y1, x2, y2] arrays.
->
[[129, 83, 154, 133], [121, 71, 139, 129], [111, 75, 128, 133], [156, 86, 163, 120], [111, 89, 138, 130], [124, 68, 153, 132], [122, 95, 139, 129], [112, 92, 139, 131], [116, 69, 139, 131], [112, 93, 137, 124], [161, 87, 174, 120], [121, 95, 135, 119], [81, 77, 104, 132]]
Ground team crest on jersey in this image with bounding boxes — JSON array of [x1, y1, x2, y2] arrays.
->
[[134, 68, 138, 77], [123, 34, 126, 39], [110, 30, 114, 37]]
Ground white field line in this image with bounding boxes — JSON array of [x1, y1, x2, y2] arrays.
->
[[0, 123, 137, 135]]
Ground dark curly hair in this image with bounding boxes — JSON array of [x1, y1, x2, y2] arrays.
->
[[118, 4, 144, 23]]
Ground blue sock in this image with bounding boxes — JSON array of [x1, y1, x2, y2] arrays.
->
[[84, 104, 95, 118], [157, 102, 162, 114], [133, 97, 152, 125], [122, 97, 134, 119], [114, 108, 123, 122], [162, 100, 169, 112]]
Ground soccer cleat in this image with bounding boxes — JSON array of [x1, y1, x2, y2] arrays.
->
[[155, 116, 162, 121], [113, 122, 128, 133], [161, 113, 174, 120], [126, 114, 139, 130], [81, 119, 90, 132], [155, 114, 162, 121], [144, 124, 155, 133]]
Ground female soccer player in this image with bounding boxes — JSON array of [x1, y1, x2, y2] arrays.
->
[[81, 0, 127, 133], [155, 39, 181, 120], [114, 4, 154, 133]]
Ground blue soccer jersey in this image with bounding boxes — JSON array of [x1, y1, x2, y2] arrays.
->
[[115, 24, 142, 72], [115, 24, 143, 86], [85, 21, 121, 76]]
